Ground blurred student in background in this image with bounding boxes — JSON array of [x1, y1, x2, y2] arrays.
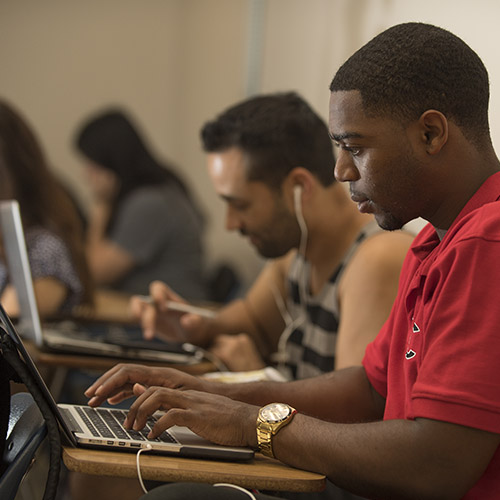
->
[[74, 108, 208, 299], [0, 99, 93, 318]]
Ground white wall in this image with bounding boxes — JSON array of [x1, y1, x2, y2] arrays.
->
[[1, 0, 499, 287]]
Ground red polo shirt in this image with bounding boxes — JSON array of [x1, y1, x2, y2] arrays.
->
[[364, 171, 500, 498]]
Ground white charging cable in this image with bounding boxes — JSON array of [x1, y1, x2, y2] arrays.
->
[[213, 483, 257, 499], [136, 444, 153, 494], [137, 448, 257, 498]]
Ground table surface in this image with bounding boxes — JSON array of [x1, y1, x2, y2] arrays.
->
[[62, 446, 326, 493]]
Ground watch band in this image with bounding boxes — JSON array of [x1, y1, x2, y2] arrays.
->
[[256, 422, 274, 458]]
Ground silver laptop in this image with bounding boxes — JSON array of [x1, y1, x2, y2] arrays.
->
[[0, 200, 202, 364], [0, 304, 253, 460]]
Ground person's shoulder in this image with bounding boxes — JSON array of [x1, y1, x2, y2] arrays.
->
[[25, 227, 70, 262], [26, 227, 65, 251], [126, 183, 188, 208], [471, 198, 500, 223], [357, 229, 414, 263], [117, 185, 174, 217], [124, 184, 167, 203], [451, 199, 500, 242], [267, 249, 297, 277], [342, 229, 414, 284], [339, 229, 412, 297]]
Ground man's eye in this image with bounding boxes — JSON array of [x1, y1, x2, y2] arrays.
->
[[341, 145, 361, 156], [230, 202, 249, 211], [334, 142, 361, 157]]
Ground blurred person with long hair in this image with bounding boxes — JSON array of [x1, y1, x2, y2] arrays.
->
[[0, 99, 93, 318], [74, 108, 208, 299]]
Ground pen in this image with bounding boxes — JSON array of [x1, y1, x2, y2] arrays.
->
[[137, 295, 216, 319]]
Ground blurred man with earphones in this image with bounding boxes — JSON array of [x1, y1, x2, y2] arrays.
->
[[131, 92, 413, 380]]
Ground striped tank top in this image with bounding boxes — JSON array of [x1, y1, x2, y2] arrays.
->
[[279, 221, 382, 380]]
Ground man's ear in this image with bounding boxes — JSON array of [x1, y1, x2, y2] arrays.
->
[[418, 110, 449, 155], [285, 167, 314, 197]]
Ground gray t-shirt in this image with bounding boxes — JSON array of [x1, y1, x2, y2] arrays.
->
[[109, 183, 207, 299]]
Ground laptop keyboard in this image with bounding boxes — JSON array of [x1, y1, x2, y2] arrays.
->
[[76, 406, 177, 443]]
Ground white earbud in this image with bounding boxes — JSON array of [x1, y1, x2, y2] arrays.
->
[[293, 184, 307, 256], [293, 184, 302, 214]]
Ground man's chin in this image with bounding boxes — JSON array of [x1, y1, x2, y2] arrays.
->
[[254, 245, 288, 259], [374, 213, 405, 232], [257, 249, 281, 259], [249, 235, 296, 259]]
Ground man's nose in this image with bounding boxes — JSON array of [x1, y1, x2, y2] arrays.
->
[[225, 206, 241, 231], [334, 150, 360, 183]]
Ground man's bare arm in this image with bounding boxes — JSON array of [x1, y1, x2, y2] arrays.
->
[[274, 413, 500, 499]]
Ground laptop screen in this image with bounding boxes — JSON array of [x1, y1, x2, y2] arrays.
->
[[0, 200, 44, 346]]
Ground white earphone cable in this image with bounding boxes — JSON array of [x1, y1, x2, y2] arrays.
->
[[273, 185, 309, 370], [136, 444, 153, 494], [213, 483, 257, 499]]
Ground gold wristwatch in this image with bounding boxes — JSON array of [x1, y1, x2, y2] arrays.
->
[[256, 403, 297, 458]]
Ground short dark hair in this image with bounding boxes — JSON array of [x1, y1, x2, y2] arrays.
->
[[200, 92, 335, 189], [330, 22, 490, 146]]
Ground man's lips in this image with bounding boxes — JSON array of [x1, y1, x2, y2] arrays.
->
[[350, 194, 372, 213], [350, 193, 366, 203]]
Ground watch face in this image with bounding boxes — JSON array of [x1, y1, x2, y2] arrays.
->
[[261, 403, 292, 423]]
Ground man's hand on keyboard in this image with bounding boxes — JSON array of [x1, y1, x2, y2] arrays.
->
[[84, 363, 206, 407], [125, 383, 259, 449]]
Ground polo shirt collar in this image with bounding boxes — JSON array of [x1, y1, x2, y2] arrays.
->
[[411, 171, 500, 262]]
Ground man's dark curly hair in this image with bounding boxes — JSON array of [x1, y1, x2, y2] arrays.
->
[[201, 92, 335, 189], [330, 23, 491, 146]]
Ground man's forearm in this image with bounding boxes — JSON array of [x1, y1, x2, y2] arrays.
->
[[271, 415, 499, 500], [207, 366, 383, 423]]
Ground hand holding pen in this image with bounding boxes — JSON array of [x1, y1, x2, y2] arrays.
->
[[130, 280, 216, 345], [136, 295, 216, 319]]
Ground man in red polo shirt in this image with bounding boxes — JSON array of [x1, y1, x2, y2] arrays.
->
[[86, 23, 500, 499]]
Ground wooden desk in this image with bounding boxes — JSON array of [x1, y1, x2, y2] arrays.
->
[[63, 447, 326, 493]]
